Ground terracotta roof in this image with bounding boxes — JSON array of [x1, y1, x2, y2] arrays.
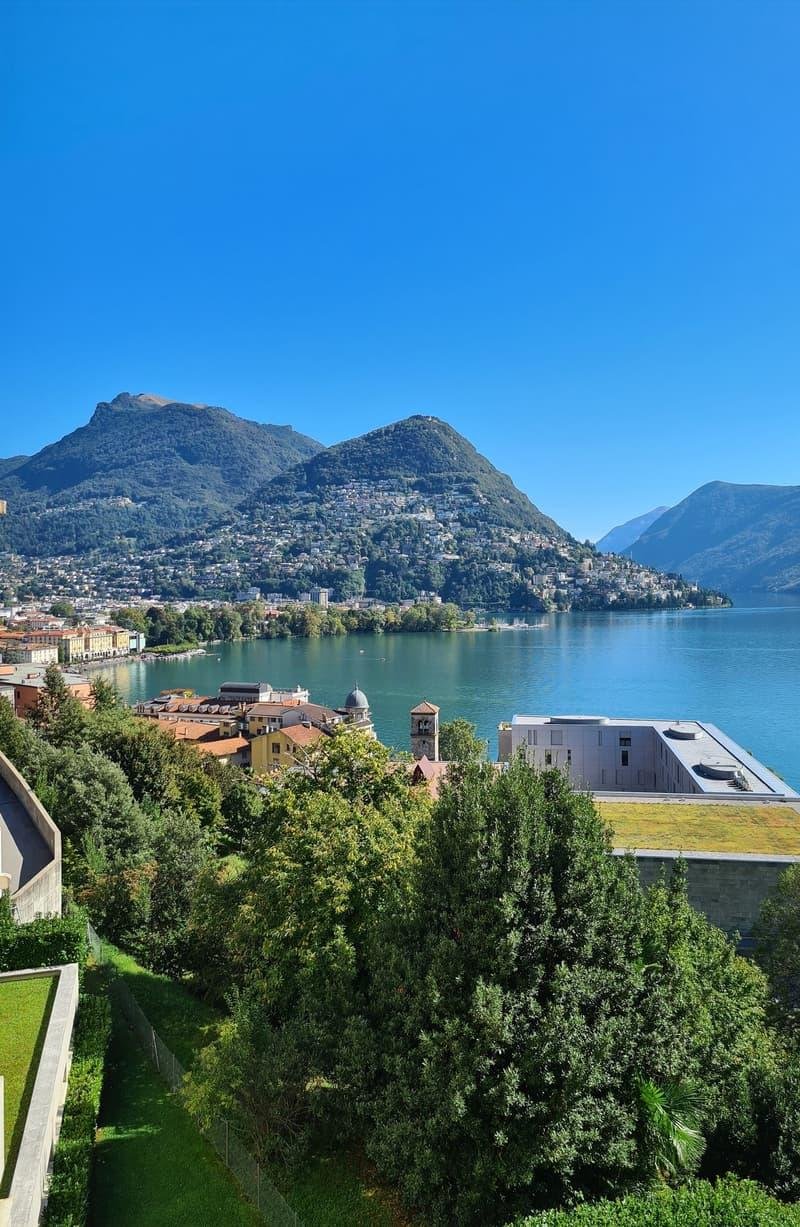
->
[[410, 700, 440, 715], [282, 724, 324, 748], [249, 701, 303, 716], [410, 756, 450, 797], [155, 718, 221, 742], [196, 736, 249, 757]]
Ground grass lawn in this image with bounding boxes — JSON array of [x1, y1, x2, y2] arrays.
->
[[92, 1009, 263, 1227], [0, 973, 56, 1196], [599, 801, 800, 855], [93, 943, 411, 1225]]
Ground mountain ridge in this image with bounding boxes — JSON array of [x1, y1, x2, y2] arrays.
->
[[631, 480, 800, 591], [596, 506, 670, 554]]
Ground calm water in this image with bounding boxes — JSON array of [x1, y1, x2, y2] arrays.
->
[[97, 595, 800, 788]]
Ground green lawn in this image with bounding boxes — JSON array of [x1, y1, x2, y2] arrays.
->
[[0, 973, 56, 1196], [92, 1011, 263, 1227], [93, 943, 411, 1225], [600, 801, 800, 855]]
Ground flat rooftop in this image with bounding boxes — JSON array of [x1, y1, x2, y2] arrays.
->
[[509, 715, 796, 798], [599, 799, 800, 856]]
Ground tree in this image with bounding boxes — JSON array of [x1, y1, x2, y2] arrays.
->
[[90, 676, 121, 713], [754, 864, 800, 1035], [29, 663, 86, 747], [48, 600, 75, 619], [439, 717, 487, 763]]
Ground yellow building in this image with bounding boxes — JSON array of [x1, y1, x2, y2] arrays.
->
[[250, 723, 325, 774], [26, 625, 131, 663]]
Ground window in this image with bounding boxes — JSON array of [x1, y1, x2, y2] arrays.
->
[[550, 729, 563, 746], [621, 750, 629, 767], [545, 751, 553, 766], [598, 730, 603, 746], [271, 742, 280, 754], [619, 736, 631, 747], [615, 769, 623, 786], [566, 748, 572, 765], [528, 729, 536, 746]]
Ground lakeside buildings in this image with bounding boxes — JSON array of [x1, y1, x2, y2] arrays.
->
[[498, 715, 797, 799]]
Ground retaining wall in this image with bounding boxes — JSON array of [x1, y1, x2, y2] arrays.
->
[[0, 751, 61, 920]]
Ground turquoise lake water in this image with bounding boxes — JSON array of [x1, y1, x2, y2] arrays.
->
[[97, 595, 800, 788]]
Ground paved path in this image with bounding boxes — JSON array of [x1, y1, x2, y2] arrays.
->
[[0, 777, 50, 892]]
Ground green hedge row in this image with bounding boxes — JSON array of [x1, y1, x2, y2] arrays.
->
[[0, 909, 87, 972], [515, 1178, 800, 1226], [42, 991, 112, 1227]]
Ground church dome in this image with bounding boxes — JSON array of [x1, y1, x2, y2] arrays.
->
[[344, 685, 369, 711]]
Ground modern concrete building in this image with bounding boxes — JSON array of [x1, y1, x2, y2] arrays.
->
[[499, 715, 797, 799], [0, 750, 62, 922], [497, 713, 800, 941]]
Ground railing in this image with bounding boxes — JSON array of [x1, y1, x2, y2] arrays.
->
[[86, 923, 302, 1227]]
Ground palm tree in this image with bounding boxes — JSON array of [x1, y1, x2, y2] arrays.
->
[[638, 1077, 706, 1182]]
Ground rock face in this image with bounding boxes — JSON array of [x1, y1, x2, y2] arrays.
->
[[631, 481, 800, 591], [0, 393, 324, 555], [596, 506, 670, 555]]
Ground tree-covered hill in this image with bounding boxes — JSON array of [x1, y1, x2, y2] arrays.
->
[[247, 414, 566, 536], [631, 481, 800, 591], [0, 392, 323, 555]]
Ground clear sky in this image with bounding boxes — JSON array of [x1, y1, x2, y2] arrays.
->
[[4, 1, 800, 540]]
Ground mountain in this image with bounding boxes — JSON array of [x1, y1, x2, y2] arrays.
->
[[596, 506, 670, 554], [248, 415, 565, 536], [631, 481, 800, 591], [0, 393, 323, 555]]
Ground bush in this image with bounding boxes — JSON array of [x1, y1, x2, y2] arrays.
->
[[0, 907, 87, 972], [513, 1176, 800, 1226], [43, 990, 112, 1226]]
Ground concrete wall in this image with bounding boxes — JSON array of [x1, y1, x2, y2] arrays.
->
[[0, 751, 61, 920], [2, 964, 78, 1227], [618, 849, 800, 940]]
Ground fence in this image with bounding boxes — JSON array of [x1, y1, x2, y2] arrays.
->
[[86, 922, 302, 1227]]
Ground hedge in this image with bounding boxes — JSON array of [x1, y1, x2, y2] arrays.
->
[[0, 909, 87, 973], [514, 1177, 800, 1226], [42, 990, 112, 1226]]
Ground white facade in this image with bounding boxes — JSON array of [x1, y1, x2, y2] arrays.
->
[[499, 715, 798, 799]]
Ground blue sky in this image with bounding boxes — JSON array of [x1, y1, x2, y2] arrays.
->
[[3, 1, 800, 540]]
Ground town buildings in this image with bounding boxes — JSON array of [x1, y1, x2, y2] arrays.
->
[[0, 664, 93, 717]]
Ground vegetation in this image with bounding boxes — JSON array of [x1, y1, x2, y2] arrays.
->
[[756, 863, 800, 1033], [43, 988, 112, 1227], [6, 675, 800, 1224], [0, 972, 56, 1194], [515, 1176, 800, 1225], [438, 716, 487, 762], [0, 901, 87, 972], [599, 801, 800, 855]]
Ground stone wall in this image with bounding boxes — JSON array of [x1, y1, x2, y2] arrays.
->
[[617, 849, 800, 940]]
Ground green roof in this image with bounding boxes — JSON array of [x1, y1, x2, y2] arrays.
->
[[0, 973, 56, 1195], [598, 801, 800, 857]]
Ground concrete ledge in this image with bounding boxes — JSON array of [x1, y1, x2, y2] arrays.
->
[[3, 964, 78, 1227]]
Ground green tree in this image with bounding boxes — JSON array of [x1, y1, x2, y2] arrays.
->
[[90, 676, 121, 713], [439, 716, 487, 763], [29, 662, 87, 747], [754, 863, 800, 1034]]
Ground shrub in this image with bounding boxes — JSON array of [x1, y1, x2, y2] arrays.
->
[[43, 990, 112, 1226], [0, 907, 87, 972], [513, 1176, 800, 1226]]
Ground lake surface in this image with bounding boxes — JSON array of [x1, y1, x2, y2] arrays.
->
[[98, 595, 800, 788]]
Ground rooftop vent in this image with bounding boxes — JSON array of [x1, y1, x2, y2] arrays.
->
[[666, 724, 705, 740]]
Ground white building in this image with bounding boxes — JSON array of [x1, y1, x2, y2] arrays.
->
[[498, 715, 798, 799]]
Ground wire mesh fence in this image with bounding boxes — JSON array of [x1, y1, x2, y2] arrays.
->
[[86, 922, 302, 1227]]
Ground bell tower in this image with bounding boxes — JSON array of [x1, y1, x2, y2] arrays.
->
[[410, 700, 440, 761]]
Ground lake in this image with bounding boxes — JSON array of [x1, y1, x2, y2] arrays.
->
[[97, 595, 800, 788]]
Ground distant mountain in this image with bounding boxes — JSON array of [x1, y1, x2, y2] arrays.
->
[[248, 415, 565, 536], [596, 506, 670, 554], [631, 481, 800, 591], [0, 393, 323, 555]]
